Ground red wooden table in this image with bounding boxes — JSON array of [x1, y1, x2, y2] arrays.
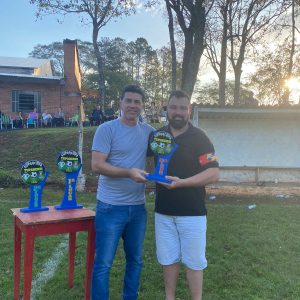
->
[[11, 206, 95, 300]]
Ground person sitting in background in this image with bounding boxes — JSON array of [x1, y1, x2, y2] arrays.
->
[[13, 112, 24, 129], [90, 105, 104, 126], [42, 110, 52, 127], [103, 107, 117, 122], [53, 107, 65, 127], [28, 108, 38, 120], [27, 108, 39, 127]]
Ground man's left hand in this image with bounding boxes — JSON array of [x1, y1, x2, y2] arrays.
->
[[159, 176, 183, 189]]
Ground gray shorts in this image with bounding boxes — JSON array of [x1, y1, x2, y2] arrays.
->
[[155, 212, 207, 270]]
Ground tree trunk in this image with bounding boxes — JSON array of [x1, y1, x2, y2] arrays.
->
[[165, 0, 177, 90], [233, 67, 242, 105], [181, 30, 194, 94], [282, 0, 295, 104], [181, 27, 206, 96], [92, 24, 106, 108], [219, 3, 229, 106], [76, 101, 85, 192], [181, 36, 205, 96]]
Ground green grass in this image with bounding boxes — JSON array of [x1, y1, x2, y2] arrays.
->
[[1, 188, 300, 299], [0, 127, 98, 188]]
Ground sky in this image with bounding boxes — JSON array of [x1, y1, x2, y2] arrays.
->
[[0, 0, 169, 57]]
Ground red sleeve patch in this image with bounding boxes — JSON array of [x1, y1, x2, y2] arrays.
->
[[198, 153, 217, 166]]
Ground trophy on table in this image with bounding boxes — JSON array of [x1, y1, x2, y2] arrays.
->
[[20, 160, 49, 213], [55, 150, 83, 210], [146, 130, 178, 184]]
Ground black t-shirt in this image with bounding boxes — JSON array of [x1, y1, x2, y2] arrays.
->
[[152, 124, 219, 216]]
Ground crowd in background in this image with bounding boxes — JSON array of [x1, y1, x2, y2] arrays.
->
[[0, 100, 168, 130]]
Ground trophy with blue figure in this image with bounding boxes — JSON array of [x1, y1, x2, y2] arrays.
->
[[146, 130, 178, 184], [55, 150, 83, 210], [20, 160, 49, 213]]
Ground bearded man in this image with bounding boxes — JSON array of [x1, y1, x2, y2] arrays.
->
[[151, 90, 220, 300]]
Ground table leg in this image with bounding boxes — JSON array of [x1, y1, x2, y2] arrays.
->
[[23, 230, 35, 300], [14, 219, 21, 300], [69, 232, 76, 288], [84, 221, 95, 300]]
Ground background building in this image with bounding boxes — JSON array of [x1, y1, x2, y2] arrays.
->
[[0, 39, 81, 118]]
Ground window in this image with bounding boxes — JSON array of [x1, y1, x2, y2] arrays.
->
[[12, 90, 41, 113]]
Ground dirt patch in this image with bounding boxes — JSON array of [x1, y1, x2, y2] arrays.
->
[[205, 183, 300, 205], [207, 183, 300, 197]]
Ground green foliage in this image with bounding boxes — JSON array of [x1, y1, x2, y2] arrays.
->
[[29, 42, 64, 76], [194, 80, 255, 105], [0, 169, 22, 187], [29, 37, 177, 107]]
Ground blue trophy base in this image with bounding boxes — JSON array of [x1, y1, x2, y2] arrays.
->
[[20, 206, 49, 213], [54, 204, 83, 210], [146, 174, 172, 184]]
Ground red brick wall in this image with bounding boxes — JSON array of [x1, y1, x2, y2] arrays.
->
[[63, 39, 81, 94], [0, 81, 80, 118]]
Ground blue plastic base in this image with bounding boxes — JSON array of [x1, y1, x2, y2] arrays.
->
[[20, 206, 49, 213], [54, 204, 83, 210], [146, 174, 172, 184]]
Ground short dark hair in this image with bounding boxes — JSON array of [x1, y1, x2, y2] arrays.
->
[[120, 85, 145, 101], [168, 90, 190, 103]]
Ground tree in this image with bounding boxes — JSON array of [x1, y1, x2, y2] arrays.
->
[[30, 40, 97, 87], [165, 0, 215, 96], [157, 47, 176, 100], [165, 0, 177, 90], [30, 0, 136, 108], [194, 80, 255, 105], [29, 37, 174, 107], [226, 0, 289, 105], [248, 37, 300, 105], [280, 0, 300, 102], [205, 0, 231, 106], [29, 42, 64, 76]]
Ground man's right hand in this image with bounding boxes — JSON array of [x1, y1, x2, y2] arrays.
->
[[128, 168, 148, 183]]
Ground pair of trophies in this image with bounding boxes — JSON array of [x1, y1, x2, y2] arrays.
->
[[20, 131, 178, 213], [20, 150, 83, 213]]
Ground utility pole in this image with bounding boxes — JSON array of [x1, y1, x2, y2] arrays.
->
[[76, 102, 86, 191]]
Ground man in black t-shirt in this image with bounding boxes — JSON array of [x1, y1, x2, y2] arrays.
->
[[152, 90, 219, 300]]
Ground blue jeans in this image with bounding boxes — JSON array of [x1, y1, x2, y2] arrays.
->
[[91, 201, 147, 300]]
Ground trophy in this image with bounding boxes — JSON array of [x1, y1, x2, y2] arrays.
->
[[55, 150, 83, 210], [146, 130, 178, 184], [20, 160, 49, 213]]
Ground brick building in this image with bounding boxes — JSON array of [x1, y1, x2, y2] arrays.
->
[[0, 39, 81, 119]]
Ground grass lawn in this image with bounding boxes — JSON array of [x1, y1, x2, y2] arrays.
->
[[1, 188, 300, 299], [0, 127, 97, 188]]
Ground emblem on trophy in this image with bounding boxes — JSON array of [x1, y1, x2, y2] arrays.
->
[[20, 160, 49, 213], [146, 130, 178, 184], [55, 150, 83, 210]]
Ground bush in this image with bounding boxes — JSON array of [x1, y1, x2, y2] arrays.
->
[[0, 169, 22, 187]]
